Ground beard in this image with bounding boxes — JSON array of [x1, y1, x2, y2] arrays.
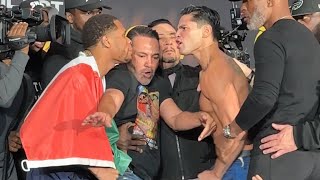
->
[[313, 23, 320, 43], [162, 56, 178, 63], [247, 6, 267, 30]]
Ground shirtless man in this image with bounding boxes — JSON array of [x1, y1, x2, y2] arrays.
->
[[176, 5, 250, 179]]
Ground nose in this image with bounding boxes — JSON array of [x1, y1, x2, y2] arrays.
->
[[176, 30, 181, 38], [144, 56, 152, 67], [163, 37, 173, 45]]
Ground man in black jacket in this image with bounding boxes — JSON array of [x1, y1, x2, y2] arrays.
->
[[148, 19, 215, 180], [41, 0, 111, 88]]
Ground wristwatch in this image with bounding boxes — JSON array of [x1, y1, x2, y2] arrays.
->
[[223, 124, 235, 139]]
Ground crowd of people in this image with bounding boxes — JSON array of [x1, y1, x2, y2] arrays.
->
[[1, 0, 320, 179]]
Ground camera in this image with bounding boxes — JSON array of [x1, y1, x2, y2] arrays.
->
[[0, 2, 70, 58], [219, 1, 250, 66]]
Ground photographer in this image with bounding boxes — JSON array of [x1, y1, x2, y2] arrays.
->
[[0, 22, 29, 107], [0, 22, 29, 180]]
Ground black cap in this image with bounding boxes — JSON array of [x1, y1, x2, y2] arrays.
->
[[291, 0, 320, 16], [65, 0, 112, 11]]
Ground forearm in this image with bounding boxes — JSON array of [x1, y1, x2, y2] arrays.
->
[[0, 51, 29, 107], [235, 37, 285, 131], [235, 95, 275, 131], [169, 111, 202, 131], [98, 94, 118, 118], [213, 138, 245, 178]]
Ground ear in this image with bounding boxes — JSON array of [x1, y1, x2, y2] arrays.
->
[[101, 35, 111, 48], [202, 24, 212, 39], [297, 15, 311, 28], [302, 15, 312, 23], [65, 12, 74, 24]]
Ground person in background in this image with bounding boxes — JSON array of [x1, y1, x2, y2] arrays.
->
[[41, 0, 111, 88], [0, 22, 30, 180]]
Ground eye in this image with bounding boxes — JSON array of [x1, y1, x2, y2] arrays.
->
[[85, 11, 93, 15], [153, 56, 160, 61], [179, 26, 187, 31]]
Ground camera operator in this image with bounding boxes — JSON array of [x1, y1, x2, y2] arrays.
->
[[0, 22, 29, 180], [0, 22, 29, 107], [41, 0, 111, 89]]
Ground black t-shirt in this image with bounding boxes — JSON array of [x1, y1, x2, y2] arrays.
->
[[105, 64, 172, 179], [234, 19, 320, 155]]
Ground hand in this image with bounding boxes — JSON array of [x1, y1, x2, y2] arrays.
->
[[198, 112, 217, 141], [117, 122, 146, 153], [252, 175, 263, 180], [82, 112, 112, 127], [8, 131, 22, 152], [7, 22, 29, 55], [30, 41, 45, 52], [260, 123, 297, 159], [89, 167, 119, 180]]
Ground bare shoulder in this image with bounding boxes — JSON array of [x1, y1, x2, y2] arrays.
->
[[223, 55, 245, 77]]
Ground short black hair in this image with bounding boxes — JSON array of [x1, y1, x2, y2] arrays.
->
[[148, 19, 174, 29], [82, 14, 118, 49], [180, 5, 221, 40], [126, 26, 159, 41]]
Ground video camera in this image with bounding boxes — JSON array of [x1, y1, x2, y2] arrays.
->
[[219, 0, 250, 66], [0, 1, 70, 58]]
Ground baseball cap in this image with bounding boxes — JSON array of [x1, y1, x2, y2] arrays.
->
[[65, 0, 112, 11], [291, 0, 320, 16]]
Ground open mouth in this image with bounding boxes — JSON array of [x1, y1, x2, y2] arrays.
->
[[164, 49, 174, 53], [143, 71, 153, 78]]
